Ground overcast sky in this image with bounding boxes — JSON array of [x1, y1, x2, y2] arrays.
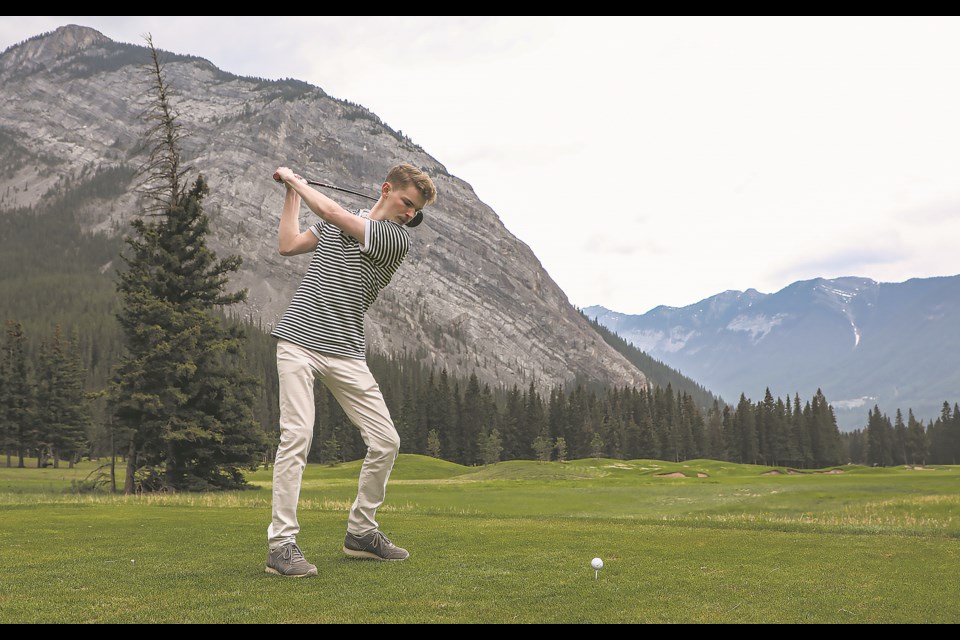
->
[[4, 16, 960, 314]]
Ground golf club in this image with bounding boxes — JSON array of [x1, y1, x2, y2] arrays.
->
[[273, 172, 377, 202], [273, 171, 423, 227]]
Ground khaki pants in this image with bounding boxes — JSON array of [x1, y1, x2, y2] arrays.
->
[[268, 339, 400, 549]]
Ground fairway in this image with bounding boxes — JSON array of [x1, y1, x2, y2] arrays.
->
[[1, 455, 957, 623]]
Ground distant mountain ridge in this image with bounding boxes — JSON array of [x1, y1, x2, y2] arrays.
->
[[585, 274, 960, 430]]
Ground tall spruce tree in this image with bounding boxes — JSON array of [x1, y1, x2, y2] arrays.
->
[[893, 409, 908, 466], [2, 321, 34, 468], [35, 326, 91, 468], [810, 389, 842, 466], [554, 436, 568, 462], [866, 406, 894, 466], [522, 382, 546, 460], [109, 36, 266, 492], [0, 325, 9, 467], [460, 373, 484, 462], [480, 427, 503, 466], [792, 394, 812, 467], [500, 385, 524, 462], [906, 409, 928, 465], [704, 400, 726, 460], [734, 393, 758, 464]]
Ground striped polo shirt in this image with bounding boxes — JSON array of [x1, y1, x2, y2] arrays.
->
[[271, 210, 409, 359]]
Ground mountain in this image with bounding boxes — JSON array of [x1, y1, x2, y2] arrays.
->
[[0, 25, 648, 394], [585, 275, 960, 430]]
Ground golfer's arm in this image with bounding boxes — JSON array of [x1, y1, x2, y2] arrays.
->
[[278, 188, 319, 256], [287, 179, 366, 245]]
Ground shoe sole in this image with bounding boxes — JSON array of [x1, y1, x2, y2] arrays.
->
[[265, 566, 318, 577], [342, 546, 408, 561]]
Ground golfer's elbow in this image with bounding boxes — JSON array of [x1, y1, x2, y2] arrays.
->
[[279, 244, 304, 257], [279, 233, 317, 256], [278, 238, 300, 256]]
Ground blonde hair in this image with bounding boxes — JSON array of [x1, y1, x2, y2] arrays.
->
[[386, 163, 437, 206]]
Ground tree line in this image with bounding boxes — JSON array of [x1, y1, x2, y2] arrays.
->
[[842, 403, 960, 466], [7, 310, 960, 473]]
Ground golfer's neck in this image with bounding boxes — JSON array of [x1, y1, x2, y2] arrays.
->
[[367, 201, 388, 221]]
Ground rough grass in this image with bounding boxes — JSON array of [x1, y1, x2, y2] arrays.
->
[[1, 455, 958, 623]]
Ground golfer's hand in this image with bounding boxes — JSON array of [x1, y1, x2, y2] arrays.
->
[[273, 167, 305, 186]]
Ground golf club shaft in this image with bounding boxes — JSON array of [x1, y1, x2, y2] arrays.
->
[[273, 172, 378, 203], [304, 180, 378, 203]]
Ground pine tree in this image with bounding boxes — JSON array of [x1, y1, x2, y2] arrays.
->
[[951, 403, 960, 465], [704, 400, 726, 460], [906, 409, 928, 465], [945, 402, 960, 465], [866, 406, 893, 467], [522, 382, 546, 460], [426, 369, 458, 462], [460, 373, 484, 462], [590, 432, 605, 458], [632, 387, 658, 459], [426, 429, 441, 458], [893, 409, 907, 466], [673, 390, 695, 461], [320, 433, 341, 466], [792, 394, 812, 467], [532, 432, 552, 462], [35, 326, 91, 468], [547, 385, 571, 453], [480, 428, 503, 467], [810, 389, 842, 466], [554, 436, 568, 462], [734, 394, 758, 464], [109, 36, 266, 493], [500, 385, 524, 462], [2, 321, 34, 468], [0, 327, 8, 467]]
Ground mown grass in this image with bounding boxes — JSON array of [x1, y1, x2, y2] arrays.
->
[[0, 455, 957, 623]]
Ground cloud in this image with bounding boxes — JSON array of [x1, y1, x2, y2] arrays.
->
[[895, 198, 960, 225], [773, 243, 911, 282]]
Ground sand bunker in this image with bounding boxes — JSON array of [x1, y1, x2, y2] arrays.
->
[[696, 473, 708, 478], [908, 465, 935, 471], [654, 472, 686, 478], [764, 468, 841, 475]]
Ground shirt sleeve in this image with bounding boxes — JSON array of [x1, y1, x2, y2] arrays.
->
[[361, 219, 409, 268], [309, 221, 324, 240]]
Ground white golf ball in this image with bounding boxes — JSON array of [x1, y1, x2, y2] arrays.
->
[[591, 557, 603, 570]]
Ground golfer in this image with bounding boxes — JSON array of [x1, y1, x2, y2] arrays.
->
[[266, 163, 437, 577]]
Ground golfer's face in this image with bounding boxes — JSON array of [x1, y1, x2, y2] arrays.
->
[[386, 184, 426, 226]]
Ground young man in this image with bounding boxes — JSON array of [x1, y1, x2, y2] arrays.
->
[[266, 163, 437, 577]]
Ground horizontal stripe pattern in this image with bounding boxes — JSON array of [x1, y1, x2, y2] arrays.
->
[[272, 211, 408, 358]]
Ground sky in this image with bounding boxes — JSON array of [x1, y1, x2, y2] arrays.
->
[[3, 16, 960, 315]]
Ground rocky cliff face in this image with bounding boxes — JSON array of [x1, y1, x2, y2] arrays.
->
[[0, 24, 648, 393]]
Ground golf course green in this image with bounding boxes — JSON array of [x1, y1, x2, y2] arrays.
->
[[1, 455, 957, 623]]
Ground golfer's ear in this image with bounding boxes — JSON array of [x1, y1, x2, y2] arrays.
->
[[381, 182, 391, 198]]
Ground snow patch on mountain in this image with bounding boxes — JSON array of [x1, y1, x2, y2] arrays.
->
[[625, 328, 699, 353], [725, 314, 786, 343]]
